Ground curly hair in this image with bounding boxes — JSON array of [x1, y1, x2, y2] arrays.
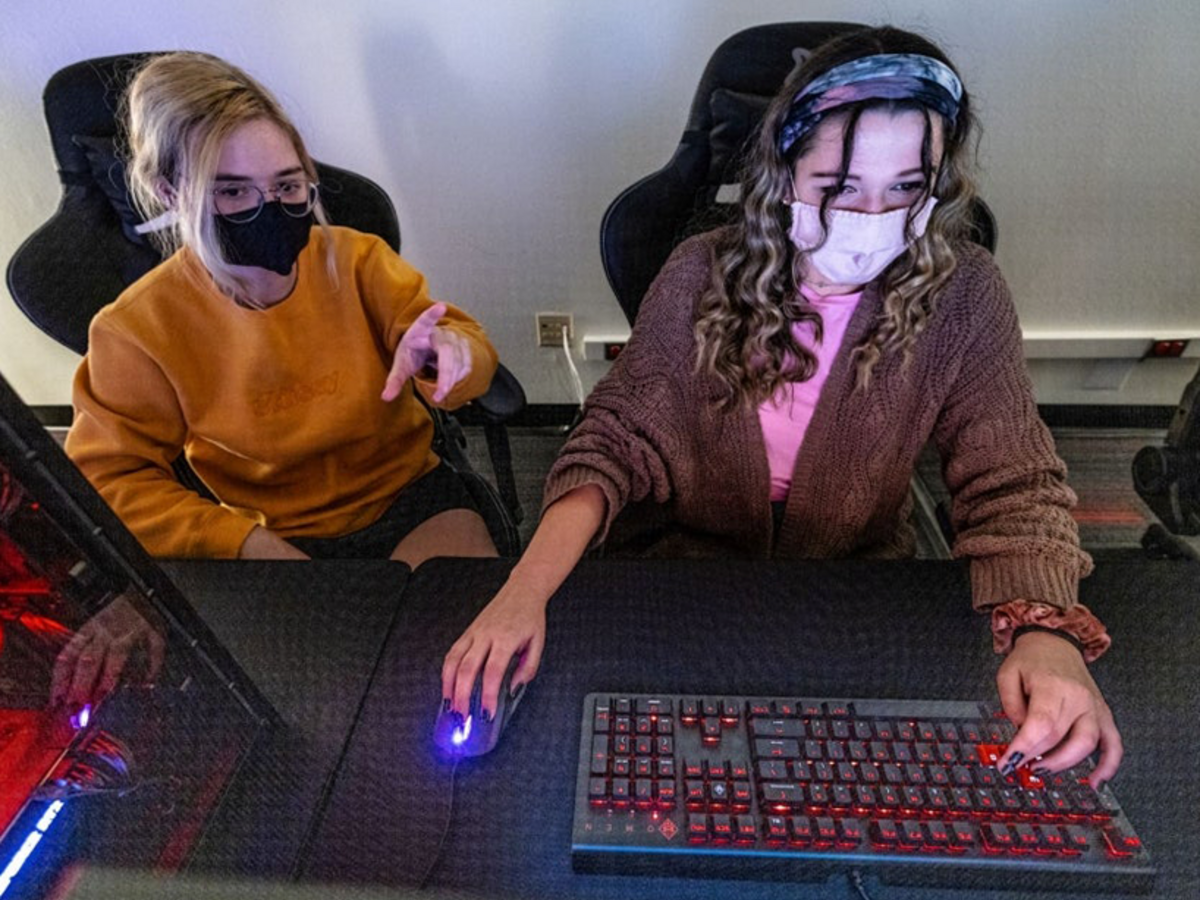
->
[[694, 27, 981, 408]]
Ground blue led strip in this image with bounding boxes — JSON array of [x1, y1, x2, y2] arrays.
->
[[0, 800, 65, 897]]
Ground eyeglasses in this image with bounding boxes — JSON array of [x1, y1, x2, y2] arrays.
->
[[212, 178, 319, 223]]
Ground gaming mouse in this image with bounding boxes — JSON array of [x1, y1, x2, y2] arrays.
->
[[433, 654, 528, 757]]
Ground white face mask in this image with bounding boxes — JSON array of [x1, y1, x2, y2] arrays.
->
[[787, 196, 937, 286]]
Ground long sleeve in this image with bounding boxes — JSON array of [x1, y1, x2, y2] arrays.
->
[[66, 317, 258, 558], [357, 238, 498, 410], [542, 241, 712, 544], [933, 262, 1093, 609], [65, 226, 499, 559]]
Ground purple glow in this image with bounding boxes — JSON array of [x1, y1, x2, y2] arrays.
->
[[452, 714, 473, 746], [70, 704, 91, 730]]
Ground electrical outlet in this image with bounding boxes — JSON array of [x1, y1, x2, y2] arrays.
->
[[536, 313, 573, 348], [583, 335, 630, 361]]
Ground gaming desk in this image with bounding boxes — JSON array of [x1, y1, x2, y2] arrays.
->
[[132, 557, 1196, 899], [162, 559, 406, 879], [285, 557, 1195, 900]]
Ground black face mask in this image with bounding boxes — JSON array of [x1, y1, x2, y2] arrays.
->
[[215, 202, 313, 275]]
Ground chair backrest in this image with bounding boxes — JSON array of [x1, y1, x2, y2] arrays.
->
[[6, 52, 401, 354], [599, 22, 997, 325]]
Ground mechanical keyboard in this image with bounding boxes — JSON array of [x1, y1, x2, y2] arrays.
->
[[572, 694, 1154, 894]]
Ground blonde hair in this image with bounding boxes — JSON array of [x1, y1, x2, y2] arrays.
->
[[122, 51, 332, 304], [694, 27, 980, 409]]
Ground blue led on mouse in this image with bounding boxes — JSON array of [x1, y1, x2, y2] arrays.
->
[[433, 654, 527, 757]]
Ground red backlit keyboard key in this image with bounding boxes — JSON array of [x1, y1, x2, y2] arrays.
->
[[790, 816, 814, 845], [899, 819, 924, 849], [634, 779, 653, 807], [981, 822, 1015, 853], [950, 821, 976, 848], [590, 735, 609, 774], [1065, 824, 1090, 853], [588, 777, 607, 803], [925, 820, 950, 847], [711, 814, 733, 842], [612, 756, 631, 777], [735, 815, 758, 843], [837, 818, 863, 847], [757, 759, 787, 780], [1103, 823, 1141, 857], [815, 816, 838, 847], [656, 780, 676, 808], [870, 818, 899, 846], [1013, 822, 1040, 852], [592, 700, 611, 733], [756, 738, 799, 759], [761, 783, 802, 809], [611, 779, 631, 804], [687, 814, 709, 842], [765, 816, 788, 842], [701, 718, 721, 742]]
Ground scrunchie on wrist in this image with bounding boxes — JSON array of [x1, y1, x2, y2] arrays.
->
[[989, 600, 1111, 664]]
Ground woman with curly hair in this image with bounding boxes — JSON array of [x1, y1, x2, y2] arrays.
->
[[444, 26, 1120, 788]]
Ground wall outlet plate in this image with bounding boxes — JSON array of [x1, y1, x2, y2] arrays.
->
[[536, 313, 573, 347]]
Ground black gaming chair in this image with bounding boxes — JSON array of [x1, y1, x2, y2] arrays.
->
[[600, 21, 997, 326], [599, 23, 998, 559], [6, 53, 525, 555]]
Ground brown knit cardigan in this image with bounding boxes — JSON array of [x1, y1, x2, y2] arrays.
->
[[544, 232, 1093, 611]]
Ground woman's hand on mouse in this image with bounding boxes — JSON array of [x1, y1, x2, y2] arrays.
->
[[383, 302, 473, 404], [441, 484, 607, 719], [441, 581, 548, 719], [993, 631, 1122, 790]]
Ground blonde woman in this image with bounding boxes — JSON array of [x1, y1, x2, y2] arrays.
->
[[66, 52, 499, 565], [444, 27, 1120, 790]]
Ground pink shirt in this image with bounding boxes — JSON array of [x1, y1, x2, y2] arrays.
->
[[758, 286, 863, 501]]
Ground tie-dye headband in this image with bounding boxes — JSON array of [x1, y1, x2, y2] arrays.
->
[[778, 53, 963, 156]]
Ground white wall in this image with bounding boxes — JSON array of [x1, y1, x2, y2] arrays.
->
[[1, 0, 1198, 406]]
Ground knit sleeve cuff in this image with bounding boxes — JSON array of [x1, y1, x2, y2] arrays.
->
[[988, 600, 1112, 664], [969, 554, 1082, 611], [542, 464, 621, 547]]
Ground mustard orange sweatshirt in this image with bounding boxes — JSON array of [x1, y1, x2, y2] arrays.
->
[[66, 226, 498, 558]]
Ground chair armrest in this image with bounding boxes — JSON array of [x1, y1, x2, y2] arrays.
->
[[468, 363, 526, 424]]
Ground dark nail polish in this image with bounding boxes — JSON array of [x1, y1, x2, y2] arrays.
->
[[999, 761, 1015, 776], [441, 698, 451, 712], [1033, 767, 1051, 777], [480, 709, 491, 724]]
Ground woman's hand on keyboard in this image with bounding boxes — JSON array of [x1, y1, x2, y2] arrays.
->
[[441, 580, 547, 718], [994, 630, 1122, 790]]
